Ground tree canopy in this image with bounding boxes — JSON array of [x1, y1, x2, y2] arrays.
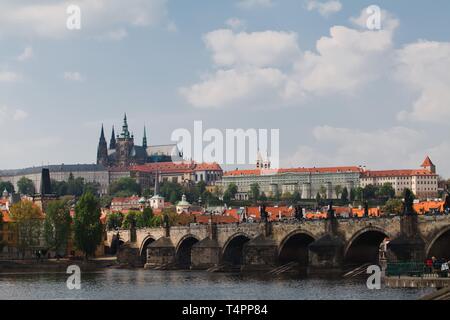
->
[[73, 192, 103, 259]]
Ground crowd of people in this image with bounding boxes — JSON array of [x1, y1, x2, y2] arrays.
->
[[425, 257, 450, 277]]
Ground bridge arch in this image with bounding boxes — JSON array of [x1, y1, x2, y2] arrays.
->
[[175, 235, 200, 269], [344, 227, 390, 266], [426, 225, 450, 259], [222, 233, 252, 267], [140, 236, 156, 264], [278, 230, 316, 266]]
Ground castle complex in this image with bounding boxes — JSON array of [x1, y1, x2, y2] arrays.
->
[[97, 114, 182, 167]]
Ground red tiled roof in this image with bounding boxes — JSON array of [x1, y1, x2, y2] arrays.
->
[[421, 156, 434, 168], [362, 169, 435, 178], [224, 166, 362, 177], [131, 161, 222, 174]]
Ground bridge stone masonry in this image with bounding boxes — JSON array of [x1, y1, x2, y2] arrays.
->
[[106, 214, 450, 276]]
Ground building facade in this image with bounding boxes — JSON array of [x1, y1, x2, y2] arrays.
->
[[360, 157, 438, 199], [130, 161, 223, 190], [0, 164, 110, 195], [221, 166, 362, 200]]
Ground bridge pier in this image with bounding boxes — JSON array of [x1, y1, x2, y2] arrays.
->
[[308, 206, 345, 277], [242, 234, 278, 272], [308, 234, 345, 277], [388, 215, 425, 262], [191, 221, 221, 270], [144, 237, 176, 269]]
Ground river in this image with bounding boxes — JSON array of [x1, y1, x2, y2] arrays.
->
[[0, 269, 432, 300]]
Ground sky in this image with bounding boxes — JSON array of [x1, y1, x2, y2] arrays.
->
[[1, 0, 450, 176]]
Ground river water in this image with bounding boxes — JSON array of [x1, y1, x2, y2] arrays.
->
[[0, 269, 432, 300]]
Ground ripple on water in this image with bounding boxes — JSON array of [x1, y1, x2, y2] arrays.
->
[[0, 269, 433, 300]]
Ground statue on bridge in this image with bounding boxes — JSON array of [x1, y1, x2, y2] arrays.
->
[[294, 205, 304, 220], [403, 189, 416, 216], [443, 192, 450, 214], [327, 201, 335, 220], [364, 201, 369, 218], [260, 205, 269, 223]]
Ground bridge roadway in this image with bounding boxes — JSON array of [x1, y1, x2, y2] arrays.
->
[[106, 214, 450, 275]]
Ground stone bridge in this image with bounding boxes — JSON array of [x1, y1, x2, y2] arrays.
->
[[106, 215, 450, 275]]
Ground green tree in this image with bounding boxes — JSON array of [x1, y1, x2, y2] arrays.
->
[[44, 200, 71, 255], [108, 177, 141, 197], [106, 212, 123, 230], [99, 195, 113, 208], [51, 180, 68, 197], [0, 181, 14, 194], [73, 192, 103, 260], [17, 177, 35, 196], [9, 200, 43, 258], [383, 198, 403, 215], [334, 185, 343, 199], [196, 181, 207, 195], [292, 191, 301, 204], [250, 183, 260, 204], [363, 184, 378, 200], [341, 187, 349, 203], [122, 211, 140, 229], [67, 173, 85, 197], [377, 183, 396, 199], [138, 208, 154, 228]]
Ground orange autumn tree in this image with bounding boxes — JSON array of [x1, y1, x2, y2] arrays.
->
[[9, 200, 44, 258]]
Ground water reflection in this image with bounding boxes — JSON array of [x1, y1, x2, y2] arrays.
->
[[0, 269, 433, 300]]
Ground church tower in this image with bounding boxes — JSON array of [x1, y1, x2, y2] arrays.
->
[[110, 125, 116, 150], [142, 126, 148, 149], [115, 113, 135, 167], [97, 125, 108, 166]]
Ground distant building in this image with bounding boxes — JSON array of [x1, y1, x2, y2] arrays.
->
[[360, 156, 438, 199], [0, 164, 110, 195], [97, 114, 182, 167], [221, 166, 362, 200], [130, 161, 223, 190]]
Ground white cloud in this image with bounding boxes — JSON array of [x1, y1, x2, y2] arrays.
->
[[226, 18, 246, 30], [0, 71, 22, 82], [102, 28, 128, 41], [395, 41, 450, 123], [17, 46, 34, 61], [64, 71, 85, 82], [306, 0, 342, 17], [237, 0, 273, 9], [204, 29, 300, 67], [0, 0, 169, 39], [180, 67, 286, 109], [0, 106, 28, 123]]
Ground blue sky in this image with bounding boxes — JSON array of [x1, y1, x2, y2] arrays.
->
[[1, 0, 450, 176]]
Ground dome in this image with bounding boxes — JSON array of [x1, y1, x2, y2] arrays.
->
[[2, 188, 9, 198], [139, 197, 146, 204]]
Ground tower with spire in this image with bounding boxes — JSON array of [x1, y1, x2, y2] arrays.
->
[[115, 113, 135, 167], [109, 125, 116, 150], [142, 126, 148, 149], [96, 125, 108, 166]]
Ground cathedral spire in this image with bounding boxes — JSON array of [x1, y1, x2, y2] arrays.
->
[[97, 124, 108, 166], [110, 125, 116, 149], [100, 124, 106, 142], [121, 113, 130, 138], [143, 126, 148, 149]]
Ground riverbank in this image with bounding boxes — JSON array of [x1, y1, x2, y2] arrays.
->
[[0, 257, 117, 273]]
